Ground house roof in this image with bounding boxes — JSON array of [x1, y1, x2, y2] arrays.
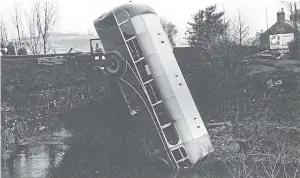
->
[[261, 20, 300, 39]]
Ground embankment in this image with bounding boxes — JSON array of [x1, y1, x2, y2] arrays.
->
[[1, 54, 109, 152]]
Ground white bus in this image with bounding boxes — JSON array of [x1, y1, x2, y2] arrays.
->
[[94, 3, 213, 172]]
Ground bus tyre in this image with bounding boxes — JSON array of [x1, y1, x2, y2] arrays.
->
[[104, 51, 126, 78]]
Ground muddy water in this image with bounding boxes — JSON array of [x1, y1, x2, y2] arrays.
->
[[0, 130, 224, 178], [1, 129, 71, 178], [1, 99, 221, 178], [1, 130, 174, 178]]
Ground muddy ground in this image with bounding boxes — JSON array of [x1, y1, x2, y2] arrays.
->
[[1, 54, 300, 177]]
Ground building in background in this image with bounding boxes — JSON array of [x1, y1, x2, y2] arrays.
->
[[245, 31, 263, 47], [260, 8, 300, 51], [252, 31, 263, 47]]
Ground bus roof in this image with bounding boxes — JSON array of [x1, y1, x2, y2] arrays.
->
[[94, 3, 156, 25]]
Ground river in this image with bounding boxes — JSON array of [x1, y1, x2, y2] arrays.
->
[[1, 99, 220, 178]]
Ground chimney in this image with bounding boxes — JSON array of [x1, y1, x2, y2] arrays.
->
[[277, 8, 285, 22]]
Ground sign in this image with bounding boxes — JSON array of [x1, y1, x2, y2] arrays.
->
[[38, 56, 66, 65], [270, 33, 294, 49]]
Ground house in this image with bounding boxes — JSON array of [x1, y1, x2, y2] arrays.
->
[[260, 8, 300, 50], [244, 31, 262, 47], [251, 31, 263, 47]]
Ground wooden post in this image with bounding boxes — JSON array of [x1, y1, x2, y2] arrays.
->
[[294, 2, 299, 59]]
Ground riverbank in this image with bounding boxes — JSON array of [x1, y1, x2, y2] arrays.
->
[[1, 51, 300, 177], [1, 110, 64, 154], [2, 96, 300, 177], [1, 54, 109, 153]]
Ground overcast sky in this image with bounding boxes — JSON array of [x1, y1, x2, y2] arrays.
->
[[0, 0, 294, 46]]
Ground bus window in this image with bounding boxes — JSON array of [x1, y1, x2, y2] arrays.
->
[[144, 80, 162, 104], [132, 38, 143, 59], [180, 147, 187, 158], [172, 148, 182, 161], [136, 59, 151, 82], [115, 10, 130, 24], [163, 124, 179, 145], [127, 38, 143, 61], [153, 102, 170, 126], [120, 21, 135, 40]]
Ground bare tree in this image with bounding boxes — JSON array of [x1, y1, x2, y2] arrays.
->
[[12, 3, 24, 50], [294, 3, 299, 39], [283, 1, 300, 59], [231, 11, 250, 46], [238, 11, 250, 46], [282, 1, 300, 34], [0, 17, 8, 46], [282, 1, 300, 19], [35, 1, 59, 54], [160, 18, 178, 47], [24, 2, 42, 54]]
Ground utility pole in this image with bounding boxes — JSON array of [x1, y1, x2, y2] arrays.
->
[[239, 10, 242, 47], [294, 2, 299, 59], [266, 7, 269, 29], [221, 4, 227, 42]]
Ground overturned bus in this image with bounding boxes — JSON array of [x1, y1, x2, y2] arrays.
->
[[93, 3, 213, 172]]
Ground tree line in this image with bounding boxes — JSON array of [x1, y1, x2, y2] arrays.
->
[[162, 5, 252, 49], [0, 3, 250, 55], [0, 3, 255, 55], [1, 1, 59, 55], [1, 2, 299, 55], [166, 3, 300, 51]]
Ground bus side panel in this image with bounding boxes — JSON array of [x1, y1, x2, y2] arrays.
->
[[130, 14, 214, 163], [131, 14, 209, 139]]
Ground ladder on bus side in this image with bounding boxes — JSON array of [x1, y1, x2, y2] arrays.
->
[[125, 38, 190, 168]]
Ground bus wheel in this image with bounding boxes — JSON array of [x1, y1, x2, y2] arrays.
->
[[104, 51, 126, 77]]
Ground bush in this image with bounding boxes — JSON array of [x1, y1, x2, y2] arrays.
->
[[17, 47, 28, 55], [7, 42, 16, 55], [288, 41, 300, 60]]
